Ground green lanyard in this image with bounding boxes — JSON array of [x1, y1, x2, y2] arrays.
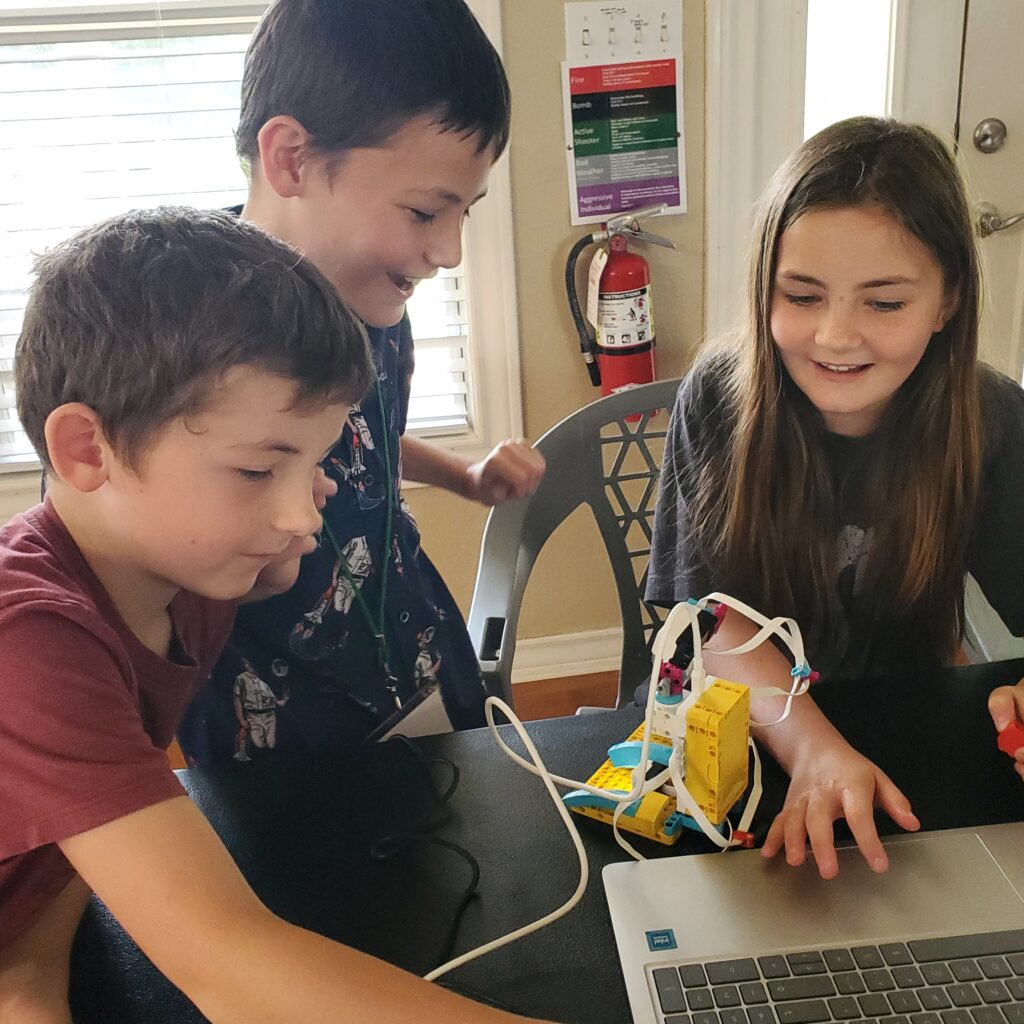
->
[[320, 376, 399, 709]]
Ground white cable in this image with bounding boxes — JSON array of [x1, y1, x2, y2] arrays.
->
[[434, 593, 812, 979], [425, 696, 590, 982], [703, 592, 807, 667], [610, 763, 675, 861], [736, 738, 763, 837], [484, 638, 669, 808], [699, 592, 812, 727]]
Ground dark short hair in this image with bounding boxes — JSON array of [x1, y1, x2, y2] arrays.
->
[[16, 206, 374, 470], [235, 0, 511, 164]]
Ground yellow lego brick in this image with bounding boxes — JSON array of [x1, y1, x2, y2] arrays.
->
[[571, 792, 679, 845], [569, 724, 681, 845], [684, 679, 750, 825], [631, 789, 671, 827], [625, 722, 670, 745]]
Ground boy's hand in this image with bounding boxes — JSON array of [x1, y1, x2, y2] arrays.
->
[[313, 465, 338, 510], [761, 742, 920, 880], [244, 467, 337, 601], [464, 439, 545, 506], [248, 535, 315, 599], [988, 679, 1024, 777]]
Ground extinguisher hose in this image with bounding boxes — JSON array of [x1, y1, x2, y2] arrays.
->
[[565, 234, 602, 387]]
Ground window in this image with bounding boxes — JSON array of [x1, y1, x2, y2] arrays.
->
[[803, 0, 893, 140], [0, 0, 520, 473], [705, 0, 897, 339]]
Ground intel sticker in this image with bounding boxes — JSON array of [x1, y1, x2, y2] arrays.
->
[[645, 929, 677, 952]]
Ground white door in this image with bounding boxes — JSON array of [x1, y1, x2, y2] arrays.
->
[[959, 0, 1024, 658], [893, 0, 1024, 660], [895, 0, 1024, 382], [706, 0, 1024, 655], [957, 1, 1024, 381]]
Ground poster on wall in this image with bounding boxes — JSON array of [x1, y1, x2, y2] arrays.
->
[[562, 2, 686, 225]]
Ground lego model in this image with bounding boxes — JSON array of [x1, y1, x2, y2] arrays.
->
[[429, 593, 815, 983], [560, 594, 815, 852]]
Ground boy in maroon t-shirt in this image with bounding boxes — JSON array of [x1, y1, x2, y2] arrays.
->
[[0, 210, 553, 1024]]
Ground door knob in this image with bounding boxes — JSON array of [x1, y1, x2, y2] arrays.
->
[[977, 203, 1024, 238], [974, 118, 1008, 154]]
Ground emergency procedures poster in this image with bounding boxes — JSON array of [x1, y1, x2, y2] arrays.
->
[[562, 3, 686, 225]]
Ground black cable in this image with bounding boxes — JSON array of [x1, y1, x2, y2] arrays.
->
[[370, 832, 480, 966], [380, 733, 459, 822], [370, 735, 481, 970], [436, 979, 525, 1014]]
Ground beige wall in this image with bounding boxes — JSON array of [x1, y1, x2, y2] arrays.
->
[[404, 0, 706, 639], [0, 478, 41, 524]]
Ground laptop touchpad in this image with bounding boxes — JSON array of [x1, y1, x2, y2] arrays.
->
[[824, 831, 1024, 937]]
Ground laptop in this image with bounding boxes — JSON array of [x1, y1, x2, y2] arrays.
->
[[604, 823, 1024, 1024]]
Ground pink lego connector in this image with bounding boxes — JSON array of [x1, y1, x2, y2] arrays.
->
[[658, 660, 686, 696]]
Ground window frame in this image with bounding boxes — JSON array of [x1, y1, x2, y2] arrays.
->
[[704, 0, 807, 342], [440, 0, 525, 460], [0, 0, 523, 488]]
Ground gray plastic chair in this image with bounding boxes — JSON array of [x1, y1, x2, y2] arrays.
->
[[466, 377, 682, 708], [963, 573, 1024, 663]]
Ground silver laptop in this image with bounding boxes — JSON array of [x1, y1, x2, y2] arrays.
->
[[604, 823, 1024, 1024]]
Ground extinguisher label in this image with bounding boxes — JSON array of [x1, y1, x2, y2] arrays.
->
[[586, 247, 608, 328], [597, 284, 655, 348]]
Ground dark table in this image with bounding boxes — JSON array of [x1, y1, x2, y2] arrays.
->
[[69, 659, 1024, 1023]]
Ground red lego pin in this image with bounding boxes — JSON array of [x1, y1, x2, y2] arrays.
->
[[997, 721, 1024, 758]]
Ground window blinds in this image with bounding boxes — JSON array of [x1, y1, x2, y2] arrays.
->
[[0, 2, 471, 468]]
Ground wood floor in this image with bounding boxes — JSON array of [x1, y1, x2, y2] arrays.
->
[[166, 670, 619, 770], [511, 669, 619, 720]]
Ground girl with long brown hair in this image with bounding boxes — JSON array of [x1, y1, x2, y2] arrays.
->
[[647, 117, 1024, 878]]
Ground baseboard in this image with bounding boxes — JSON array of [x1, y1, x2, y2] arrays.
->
[[511, 627, 623, 684]]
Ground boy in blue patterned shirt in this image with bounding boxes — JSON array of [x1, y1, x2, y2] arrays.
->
[[180, 0, 546, 764]]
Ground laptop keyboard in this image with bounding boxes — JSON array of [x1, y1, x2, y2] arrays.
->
[[651, 929, 1024, 1024]]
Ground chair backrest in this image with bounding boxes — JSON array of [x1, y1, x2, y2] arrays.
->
[[466, 378, 682, 707], [963, 572, 1024, 663]]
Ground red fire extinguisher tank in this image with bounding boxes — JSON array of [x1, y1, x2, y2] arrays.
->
[[595, 233, 657, 396]]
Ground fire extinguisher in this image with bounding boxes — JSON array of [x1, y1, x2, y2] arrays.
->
[[565, 203, 675, 394]]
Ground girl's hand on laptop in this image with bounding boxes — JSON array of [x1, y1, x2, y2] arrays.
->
[[987, 680, 1024, 777], [761, 742, 920, 880]]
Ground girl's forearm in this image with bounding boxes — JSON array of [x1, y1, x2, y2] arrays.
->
[[701, 609, 855, 773], [748, 687, 854, 775]]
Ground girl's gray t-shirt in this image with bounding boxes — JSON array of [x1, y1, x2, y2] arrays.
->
[[646, 356, 1024, 680]]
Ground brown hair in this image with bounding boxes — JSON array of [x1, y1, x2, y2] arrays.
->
[[16, 206, 374, 471], [235, 0, 511, 166], [693, 117, 982, 666]]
